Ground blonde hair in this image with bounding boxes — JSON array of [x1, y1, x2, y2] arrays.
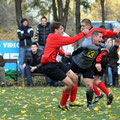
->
[[106, 38, 113, 45]]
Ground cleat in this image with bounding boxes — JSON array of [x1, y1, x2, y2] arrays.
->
[[69, 101, 84, 107], [58, 104, 69, 111], [87, 104, 94, 110], [93, 93, 104, 104], [107, 93, 113, 105]]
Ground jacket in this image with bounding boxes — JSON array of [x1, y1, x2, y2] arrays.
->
[[107, 46, 119, 66], [0, 55, 5, 67], [24, 50, 43, 68], [17, 25, 33, 47], [35, 22, 50, 46]]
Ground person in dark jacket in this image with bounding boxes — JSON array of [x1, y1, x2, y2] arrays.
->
[[17, 18, 34, 77], [23, 42, 43, 86], [106, 38, 119, 87], [34, 16, 50, 50], [0, 55, 6, 87]]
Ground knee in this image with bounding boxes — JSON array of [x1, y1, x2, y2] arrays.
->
[[72, 74, 78, 85], [86, 83, 93, 90], [67, 81, 73, 90]]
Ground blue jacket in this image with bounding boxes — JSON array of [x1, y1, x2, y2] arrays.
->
[[17, 25, 33, 47]]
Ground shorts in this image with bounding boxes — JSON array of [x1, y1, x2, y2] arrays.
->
[[70, 62, 94, 79], [42, 62, 70, 81]]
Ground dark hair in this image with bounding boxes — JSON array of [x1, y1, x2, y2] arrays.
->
[[21, 18, 28, 24], [81, 18, 91, 26], [50, 22, 62, 33], [31, 42, 38, 47], [41, 16, 47, 21], [92, 31, 102, 37], [99, 24, 106, 29]]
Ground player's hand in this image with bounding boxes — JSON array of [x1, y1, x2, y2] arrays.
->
[[30, 66, 37, 72], [23, 64, 26, 69], [64, 52, 71, 58], [82, 28, 89, 35], [101, 48, 109, 53], [95, 63, 102, 72]]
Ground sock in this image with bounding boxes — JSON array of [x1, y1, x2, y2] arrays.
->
[[97, 81, 109, 96], [60, 91, 70, 106], [86, 89, 94, 106], [93, 83, 100, 96], [70, 86, 78, 102]]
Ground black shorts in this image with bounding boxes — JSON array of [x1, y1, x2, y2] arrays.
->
[[70, 62, 94, 79], [42, 62, 70, 81]]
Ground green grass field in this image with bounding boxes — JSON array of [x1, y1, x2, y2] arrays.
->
[[0, 86, 120, 120]]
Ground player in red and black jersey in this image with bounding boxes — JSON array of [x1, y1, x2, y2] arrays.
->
[[41, 22, 89, 111]]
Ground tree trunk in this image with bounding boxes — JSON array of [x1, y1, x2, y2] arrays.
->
[[52, 0, 58, 21], [15, 0, 22, 27], [62, 0, 70, 30], [100, 0, 105, 26], [52, 0, 70, 30], [75, 0, 80, 48], [75, 0, 80, 34]]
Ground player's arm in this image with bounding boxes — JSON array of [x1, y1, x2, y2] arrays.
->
[[50, 29, 89, 47]]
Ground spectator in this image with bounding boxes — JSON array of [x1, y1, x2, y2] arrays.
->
[[23, 42, 43, 87], [0, 55, 5, 87], [34, 16, 57, 86], [17, 18, 33, 78], [106, 38, 119, 87], [34, 16, 50, 50]]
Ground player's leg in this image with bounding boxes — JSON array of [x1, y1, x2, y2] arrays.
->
[[83, 78, 94, 110], [94, 75, 113, 105], [58, 76, 73, 111], [93, 82, 104, 104], [66, 69, 83, 106]]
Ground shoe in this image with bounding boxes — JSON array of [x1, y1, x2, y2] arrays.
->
[[107, 93, 113, 105], [58, 104, 69, 111], [69, 101, 84, 107], [93, 93, 104, 104], [87, 104, 94, 110], [1, 82, 5, 87]]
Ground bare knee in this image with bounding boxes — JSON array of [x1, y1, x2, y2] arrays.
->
[[63, 77, 74, 92]]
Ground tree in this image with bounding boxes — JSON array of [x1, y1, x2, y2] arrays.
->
[[100, 0, 105, 25], [75, 0, 80, 34], [52, 0, 70, 30], [15, 0, 22, 27]]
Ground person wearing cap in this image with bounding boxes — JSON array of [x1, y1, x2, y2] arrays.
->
[[17, 18, 34, 78]]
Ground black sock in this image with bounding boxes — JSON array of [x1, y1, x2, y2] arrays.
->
[[86, 89, 94, 106]]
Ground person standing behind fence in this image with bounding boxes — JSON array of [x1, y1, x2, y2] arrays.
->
[[106, 38, 119, 87], [0, 55, 6, 87], [17, 18, 33, 78], [34, 16, 50, 50]]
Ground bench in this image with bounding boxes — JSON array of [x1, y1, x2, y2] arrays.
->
[[23, 72, 45, 86], [4, 59, 19, 82]]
